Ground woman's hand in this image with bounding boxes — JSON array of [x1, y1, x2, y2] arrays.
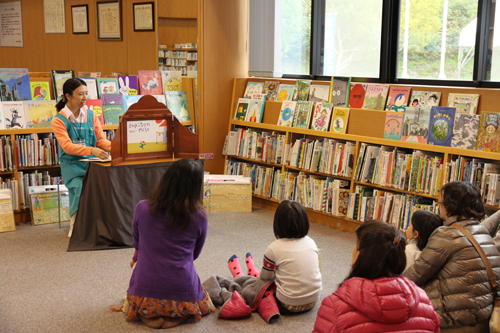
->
[[91, 147, 109, 159]]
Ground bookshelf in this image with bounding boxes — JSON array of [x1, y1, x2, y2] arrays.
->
[[158, 49, 198, 75], [224, 77, 500, 233]]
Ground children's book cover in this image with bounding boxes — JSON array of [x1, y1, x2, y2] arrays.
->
[[78, 77, 98, 100], [0, 103, 4, 129], [329, 76, 351, 107], [0, 191, 14, 232], [451, 113, 480, 150], [276, 84, 295, 102], [138, 70, 163, 95], [235, 98, 251, 121], [165, 91, 190, 122], [2, 101, 26, 128], [292, 80, 312, 101], [51, 70, 75, 101], [383, 112, 405, 141], [476, 112, 500, 152], [349, 83, 368, 108], [362, 84, 390, 110], [0, 68, 31, 101], [292, 101, 313, 129], [85, 99, 104, 125], [401, 107, 431, 144], [310, 102, 333, 131], [102, 94, 125, 125], [30, 82, 50, 100], [386, 86, 411, 112], [447, 93, 479, 115], [117, 75, 139, 96], [308, 84, 330, 103], [127, 119, 168, 154], [409, 91, 441, 108], [96, 78, 119, 97], [331, 107, 350, 134], [30, 192, 70, 225], [277, 101, 297, 127], [160, 71, 182, 92], [24, 100, 57, 128], [243, 81, 264, 98], [245, 96, 266, 123], [262, 81, 280, 101], [427, 106, 457, 147], [122, 95, 143, 111]]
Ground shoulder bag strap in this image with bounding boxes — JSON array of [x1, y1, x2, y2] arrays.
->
[[450, 224, 498, 290]]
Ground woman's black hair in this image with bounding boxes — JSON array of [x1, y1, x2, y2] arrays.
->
[[148, 159, 204, 230], [55, 78, 87, 112], [440, 181, 485, 220], [411, 210, 443, 250], [273, 200, 309, 239], [345, 220, 406, 281]]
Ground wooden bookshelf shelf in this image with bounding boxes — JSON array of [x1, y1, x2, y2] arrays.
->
[[354, 181, 439, 200], [229, 155, 283, 168], [18, 165, 60, 171], [287, 166, 352, 181]]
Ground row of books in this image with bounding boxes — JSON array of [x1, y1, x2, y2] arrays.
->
[[15, 134, 60, 168], [0, 136, 14, 172], [224, 129, 285, 165], [18, 171, 61, 209], [0, 68, 189, 103], [242, 78, 480, 114], [0, 178, 19, 210], [383, 106, 500, 152]]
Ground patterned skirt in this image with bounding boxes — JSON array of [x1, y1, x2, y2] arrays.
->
[[125, 287, 212, 322]]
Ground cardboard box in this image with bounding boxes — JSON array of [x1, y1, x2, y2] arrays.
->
[[0, 189, 15, 233], [29, 185, 70, 225], [204, 175, 252, 212]]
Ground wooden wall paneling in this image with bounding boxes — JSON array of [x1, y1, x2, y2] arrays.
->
[[346, 108, 385, 138], [19, 0, 44, 70], [198, 0, 249, 174], [158, 0, 197, 18], [42, 0, 69, 71], [66, 0, 97, 74], [158, 18, 197, 49]]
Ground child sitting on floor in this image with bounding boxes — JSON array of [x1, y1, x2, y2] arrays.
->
[[405, 210, 443, 270], [228, 200, 322, 313]]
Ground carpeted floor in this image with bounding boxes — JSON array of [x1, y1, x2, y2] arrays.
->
[[0, 206, 356, 333]]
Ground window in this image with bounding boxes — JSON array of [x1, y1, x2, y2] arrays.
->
[[397, 0, 478, 81], [281, 0, 311, 75], [486, 1, 500, 81], [322, 0, 384, 78]]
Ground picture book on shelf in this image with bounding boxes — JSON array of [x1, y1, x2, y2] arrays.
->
[[329, 76, 351, 107], [277, 101, 297, 127], [245, 95, 266, 123], [362, 84, 390, 110], [165, 91, 191, 122], [331, 107, 349, 134], [447, 93, 479, 115], [122, 95, 143, 111], [24, 100, 57, 128], [0, 103, 4, 129], [262, 81, 280, 101], [401, 107, 431, 144], [308, 84, 330, 103], [96, 78, 119, 97], [51, 70, 75, 101], [2, 101, 26, 128], [138, 70, 163, 95], [78, 78, 98, 100], [386, 86, 411, 112], [409, 91, 441, 108], [102, 94, 125, 125], [85, 99, 104, 125], [235, 98, 251, 121], [293, 80, 312, 101], [349, 83, 368, 108], [310, 102, 332, 131], [427, 106, 456, 147], [30, 82, 50, 100], [153, 95, 166, 105], [276, 84, 295, 102], [243, 81, 264, 98], [451, 113, 480, 149], [292, 101, 313, 129], [117, 75, 139, 96], [160, 71, 182, 92], [476, 112, 500, 152], [383, 112, 405, 141], [0, 189, 15, 233], [0, 68, 31, 101]]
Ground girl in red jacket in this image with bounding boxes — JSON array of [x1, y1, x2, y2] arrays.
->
[[313, 221, 440, 333]]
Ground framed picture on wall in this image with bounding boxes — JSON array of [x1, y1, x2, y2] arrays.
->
[[97, 1, 122, 41], [71, 5, 89, 34], [133, 2, 155, 32]]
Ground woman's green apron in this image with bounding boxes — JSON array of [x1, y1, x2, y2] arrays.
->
[[55, 111, 96, 216]]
